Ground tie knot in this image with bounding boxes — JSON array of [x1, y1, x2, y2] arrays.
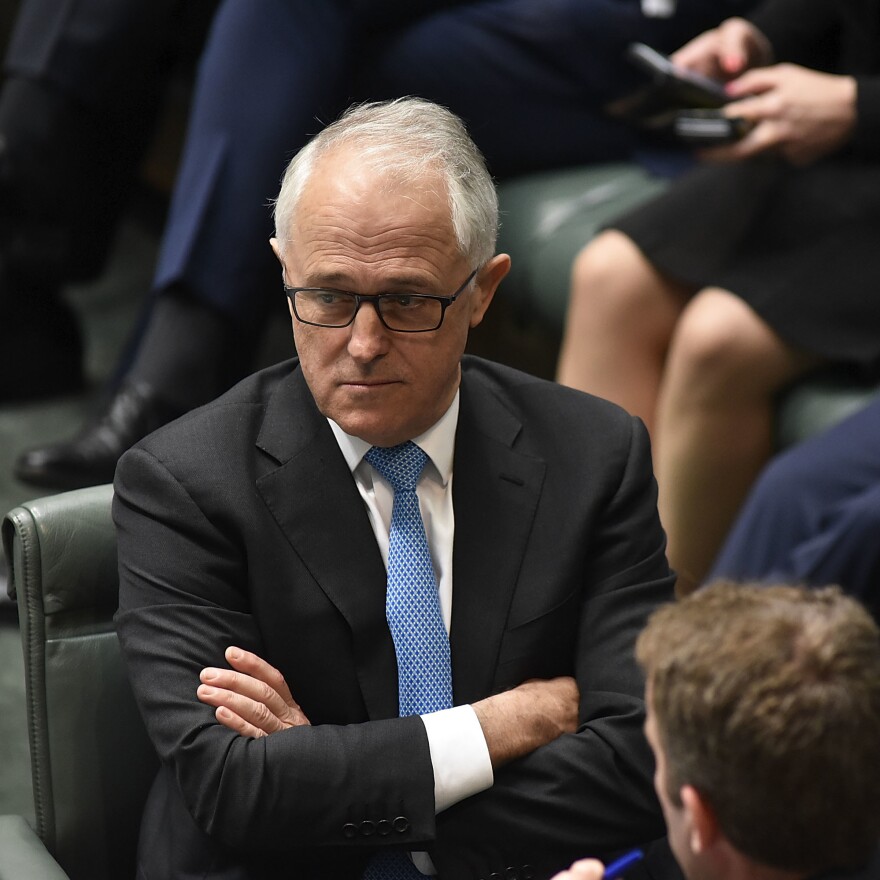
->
[[364, 441, 428, 492]]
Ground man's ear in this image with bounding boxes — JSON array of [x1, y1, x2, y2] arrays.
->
[[469, 253, 511, 328], [681, 785, 720, 855], [269, 238, 297, 320]]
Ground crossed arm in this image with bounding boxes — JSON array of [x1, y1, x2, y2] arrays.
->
[[198, 645, 580, 771]]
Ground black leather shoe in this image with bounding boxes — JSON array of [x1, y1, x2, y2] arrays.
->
[[13, 381, 182, 490]]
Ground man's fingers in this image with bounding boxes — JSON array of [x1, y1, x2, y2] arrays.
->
[[200, 666, 285, 712], [197, 681, 287, 733], [223, 645, 310, 723], [197, 647, 311, 735], [199, 666, 310, 728], [214, 705, 268, 739], [225, 645, 298, 705]]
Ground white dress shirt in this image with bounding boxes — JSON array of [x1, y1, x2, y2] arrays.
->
[[328, 393, 494, 872]]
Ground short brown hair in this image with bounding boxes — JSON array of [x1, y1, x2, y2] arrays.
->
[[637, 582, 880, 874]]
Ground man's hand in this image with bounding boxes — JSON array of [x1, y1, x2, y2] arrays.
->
[[671, 16, 772, 80], [551, 858, 605, 880], [703, 65, 857, 165], [472, 676, 579, 768], [197, 646, 310, 737]]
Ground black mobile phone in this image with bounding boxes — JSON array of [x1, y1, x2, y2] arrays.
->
[[627, 42, 729, 109], [673, 109, 751, 145]]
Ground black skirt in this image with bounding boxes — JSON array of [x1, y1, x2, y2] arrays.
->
[[610, 154, 880, 371]]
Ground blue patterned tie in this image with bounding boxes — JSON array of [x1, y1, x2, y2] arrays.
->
[[362, 441, 453, 879]]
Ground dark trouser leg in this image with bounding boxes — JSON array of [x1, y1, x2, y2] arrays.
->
[[709, 399, 880, 620], [133, 0, 356, 401]]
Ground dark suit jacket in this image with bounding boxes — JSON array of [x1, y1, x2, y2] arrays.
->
[[114, 356, 676, 880]]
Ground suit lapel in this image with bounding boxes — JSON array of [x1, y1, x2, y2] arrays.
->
[[450, 370, 545, 705], [252, 364, 546, 715], [254, 368, 399, 719]]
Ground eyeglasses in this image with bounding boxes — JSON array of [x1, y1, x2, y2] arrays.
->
[[284, 269, 478, 333]]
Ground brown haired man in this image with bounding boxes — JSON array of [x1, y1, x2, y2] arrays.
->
[[555, 582, 880, 880]]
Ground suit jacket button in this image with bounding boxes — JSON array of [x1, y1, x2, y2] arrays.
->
[[342, 823, 357, 839], [360, 820, 376, 837], [505, 869, 519, 880], [521, 866, 534, 879], [392, 816, 410, 834], [377, 819, 393, 837]]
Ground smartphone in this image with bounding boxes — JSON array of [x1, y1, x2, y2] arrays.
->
[[627, 42, 729, 109], [673, 109, 751, 145]]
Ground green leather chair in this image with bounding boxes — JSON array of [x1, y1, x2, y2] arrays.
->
[[493, 162, 880, 447], [0, 484, 157, 880]]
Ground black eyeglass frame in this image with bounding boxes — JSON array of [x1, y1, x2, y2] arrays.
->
[[284, 268, 479, 333]]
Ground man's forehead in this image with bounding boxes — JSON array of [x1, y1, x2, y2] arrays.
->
[[284, 166, 461, 283], [305, 144, 448, 205]]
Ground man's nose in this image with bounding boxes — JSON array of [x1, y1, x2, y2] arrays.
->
[[347, 300, 391, 361]]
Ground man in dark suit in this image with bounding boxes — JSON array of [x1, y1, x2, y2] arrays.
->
[[113, 97, 676, 880]]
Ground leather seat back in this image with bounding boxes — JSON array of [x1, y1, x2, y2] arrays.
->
[[3, 484, 158, 880]]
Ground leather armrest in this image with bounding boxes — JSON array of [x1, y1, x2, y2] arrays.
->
[[0, 816, 69, 880]]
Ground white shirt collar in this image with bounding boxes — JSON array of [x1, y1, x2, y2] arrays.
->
[[328, 391, 459, 487]]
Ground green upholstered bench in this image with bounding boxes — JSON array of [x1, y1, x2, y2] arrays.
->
[[496, 163, 669, 333], [487, 162, 879, 448]]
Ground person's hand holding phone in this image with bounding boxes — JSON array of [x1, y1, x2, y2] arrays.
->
[[707, 64, 856, 165], [671, 16, 773, 80], [702, 64, 858, 164], [670, 17, 857, 165]]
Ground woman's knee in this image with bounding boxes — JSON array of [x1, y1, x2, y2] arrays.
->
[[665, 289, 805, 402], [572, 231, 636, 293], [569, 230, 679, 333]]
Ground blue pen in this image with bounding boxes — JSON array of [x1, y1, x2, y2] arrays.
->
[[602, 848, 644, 879]]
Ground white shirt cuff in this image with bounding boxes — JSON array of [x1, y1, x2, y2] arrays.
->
[[421, 704, 494, 814]]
